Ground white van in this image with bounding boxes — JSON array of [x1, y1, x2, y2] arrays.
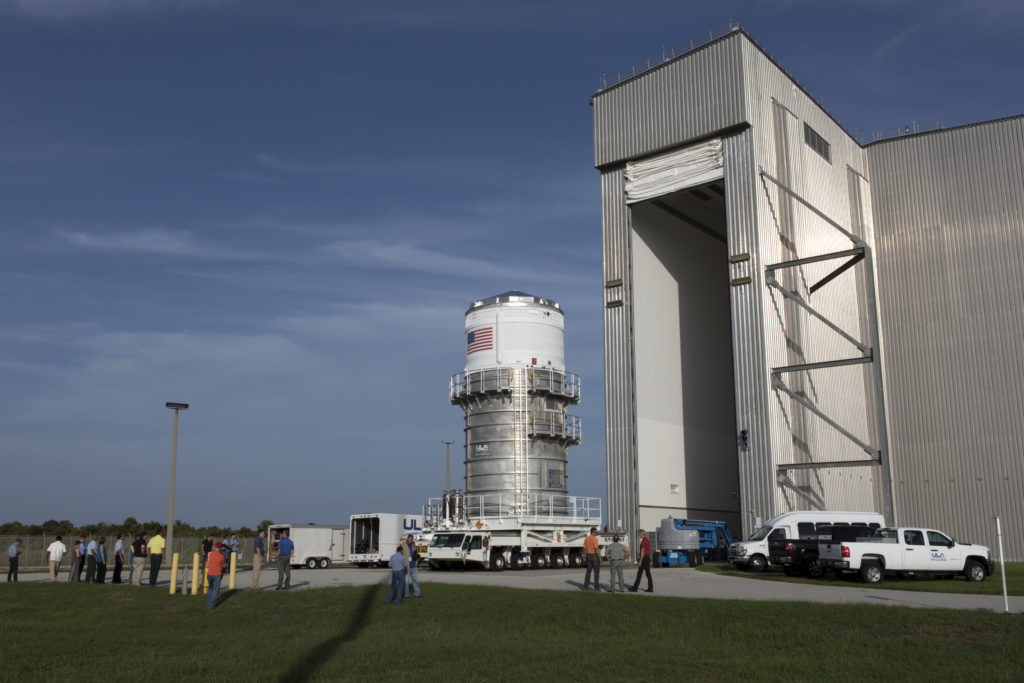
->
[[728, 510, 885, 572]]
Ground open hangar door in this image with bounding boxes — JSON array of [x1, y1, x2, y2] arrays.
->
[[626, 140, 741, 533]]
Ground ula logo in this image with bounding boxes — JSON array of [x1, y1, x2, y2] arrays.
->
[[403, 519, 423, 531], [475, 444, 490, 455]]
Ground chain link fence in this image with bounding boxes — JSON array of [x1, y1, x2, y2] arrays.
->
[[2, 535, 258, 571]]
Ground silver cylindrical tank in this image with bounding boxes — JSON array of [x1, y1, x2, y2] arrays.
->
[[451, 291, 582, 515]]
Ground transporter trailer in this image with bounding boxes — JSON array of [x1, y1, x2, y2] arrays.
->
[[422, 489, 604, 570]]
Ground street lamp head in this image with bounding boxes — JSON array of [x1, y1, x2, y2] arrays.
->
[[165, 402, 190, 410]]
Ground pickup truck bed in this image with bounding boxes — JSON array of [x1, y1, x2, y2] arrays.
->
[[768, 525, 877, 578]]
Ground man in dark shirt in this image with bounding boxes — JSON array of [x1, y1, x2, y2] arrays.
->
[[131, 534, 147, 586], [201, 535, 214, 568]]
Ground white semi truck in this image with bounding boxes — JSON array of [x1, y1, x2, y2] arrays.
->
[[349, 513, 424, 566], [422, 490, 603, 570], [268, 524, 349, 568]]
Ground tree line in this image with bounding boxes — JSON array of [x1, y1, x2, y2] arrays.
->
[[0, 518, 276, 538]]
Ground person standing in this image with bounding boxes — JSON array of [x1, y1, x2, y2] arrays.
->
[[582, 527, 601, 591], [629, 529, 654, 593], [112, 534, 125, 584], [147, 530, 166, 586], [46, 536, 67, 582], [404, 534, 421, 598], [205, 542, 227, 609], [7, 539, 21, 582], [275, 530, 293, 590], [385, 543, 407, 605], [95, 537, 108, 584], [85, 533, 98, 583], [604, 534, 630, 593], [251, 530, 265, 590], [200, 535, 214, 569], [68, 536, 86, 583], [131, 533, 147, 586]]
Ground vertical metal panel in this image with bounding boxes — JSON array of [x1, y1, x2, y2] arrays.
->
[[592, 34, 747, 168], [600, 167, 637, 536], [734, 39, 883, 532], [867, 116, 1024, 560]]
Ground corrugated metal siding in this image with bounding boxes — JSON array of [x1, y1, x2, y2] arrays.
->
[[736, 40, 884, 530], [592, 34, 746, 169], [600, 167, 637, 535], [868, 116, 1024, 560]]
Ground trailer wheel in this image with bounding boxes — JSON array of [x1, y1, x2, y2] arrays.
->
[[569, 553, 583, 568], [511, 553, 528, 570], [305, 558, 317, 569], [531, 554, 548, 569], [318, 558, 330, 569], [551, 554, 567, 569], [490, 553, 506, 572]]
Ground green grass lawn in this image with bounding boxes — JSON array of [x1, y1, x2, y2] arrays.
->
[[697, 561, 1024, 596], [1, 582, 1022, 682]]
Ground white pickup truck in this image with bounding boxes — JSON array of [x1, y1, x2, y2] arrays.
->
[[818, 527, 994, 584]]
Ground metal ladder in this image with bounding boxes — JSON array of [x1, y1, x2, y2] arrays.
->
[[511, 368, 530, 516]]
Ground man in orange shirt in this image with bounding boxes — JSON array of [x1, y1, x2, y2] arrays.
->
[[206, 542, 227, 609], [582, 527, 601, 591]]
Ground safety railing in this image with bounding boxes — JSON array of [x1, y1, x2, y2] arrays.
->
[[424, 493, 601, 526], [529, 412, 582, 442], [450, 367, 581, 402]]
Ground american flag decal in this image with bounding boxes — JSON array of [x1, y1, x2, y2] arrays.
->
[[467, 326, 494, 354]]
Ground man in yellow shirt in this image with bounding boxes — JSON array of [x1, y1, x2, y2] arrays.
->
[[147, 531, 166, 586], [582, 527, 602, 591]]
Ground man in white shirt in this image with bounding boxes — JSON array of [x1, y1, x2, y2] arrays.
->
[[46, 536, 67, 582], [112, 534, 125, 584]]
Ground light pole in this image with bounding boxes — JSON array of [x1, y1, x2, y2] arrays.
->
[[165, 402, 189, 559], [442, 439, 454, 491]]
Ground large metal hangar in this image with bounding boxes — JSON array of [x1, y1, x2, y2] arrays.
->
[[592, 25, 1024, 559]]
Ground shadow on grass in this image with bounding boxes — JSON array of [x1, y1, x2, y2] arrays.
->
[[276, 581, 385, 683], [213, 589, 240, 607]]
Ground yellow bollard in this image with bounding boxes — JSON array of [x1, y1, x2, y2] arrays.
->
[[229, 552, 237, 590], [203, 566, 209, 594], [191, 553, 200, 595], [169, 553, 180, 594]]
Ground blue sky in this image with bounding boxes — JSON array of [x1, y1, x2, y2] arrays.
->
[[1, 0, 1021, 529]]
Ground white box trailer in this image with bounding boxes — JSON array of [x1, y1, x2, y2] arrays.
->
[[349, 513, 424, 566], [268, 524, 349, 569]]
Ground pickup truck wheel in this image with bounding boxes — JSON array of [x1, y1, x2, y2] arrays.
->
[[804, 560, 826, 579], [748, 555, 767, 573], [318, 558, 330, 569], [964, 559, 986, 582], [305, 558, 318, 569], [490, 553, 506, 571], [860, 561, 884, 584]]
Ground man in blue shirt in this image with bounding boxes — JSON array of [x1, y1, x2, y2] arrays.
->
[[385, 544, 407, 606], [85, 534, 98, 583], [275, 530, 294, 590], [7, 539, 21, 582]]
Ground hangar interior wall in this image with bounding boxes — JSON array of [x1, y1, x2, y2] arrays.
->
[[629, 198, 739, 532]]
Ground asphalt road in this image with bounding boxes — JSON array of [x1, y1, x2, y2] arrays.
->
[[18, 563, 1021, 613]]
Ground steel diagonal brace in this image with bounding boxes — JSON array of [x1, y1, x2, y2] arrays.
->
[[771, 374, 878, 457], [765, 273, 870, 354], [759, 169, 867, 248]]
